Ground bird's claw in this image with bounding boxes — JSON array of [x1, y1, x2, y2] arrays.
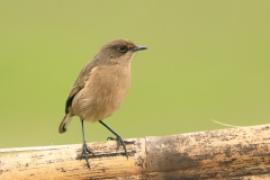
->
[[81, 143, 94, 168], [107, 135, 128, 159]]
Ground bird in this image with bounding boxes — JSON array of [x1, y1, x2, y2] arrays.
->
[[58, 39, 147, 167]]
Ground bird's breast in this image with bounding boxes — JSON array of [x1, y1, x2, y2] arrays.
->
[[91, 64, 131, 98], [72, 64, 131, 121]]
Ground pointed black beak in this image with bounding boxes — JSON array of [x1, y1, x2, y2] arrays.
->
[[133, 45, 147, 52]]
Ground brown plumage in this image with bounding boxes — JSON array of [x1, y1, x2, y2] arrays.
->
[[58, 39, 146, 167], [59, 39, 146, 133]]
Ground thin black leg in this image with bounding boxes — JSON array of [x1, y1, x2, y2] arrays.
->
[[80, 119, 93, 168], [99, 120, 128, 159]]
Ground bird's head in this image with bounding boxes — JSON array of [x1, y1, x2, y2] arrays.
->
[[98, 39, 147, 64]]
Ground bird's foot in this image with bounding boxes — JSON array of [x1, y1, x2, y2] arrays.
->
[[107, 135, 129, 159], [81, 143, 94, 168]]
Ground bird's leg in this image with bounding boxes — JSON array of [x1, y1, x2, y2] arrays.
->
[[99, 120, 128, 159], [80, 119, 94, 168]]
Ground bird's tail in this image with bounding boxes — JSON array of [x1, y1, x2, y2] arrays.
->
[[58, 114, 72, 133]]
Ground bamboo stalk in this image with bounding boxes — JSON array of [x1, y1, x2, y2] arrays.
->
[[1, 124, 270, 179]]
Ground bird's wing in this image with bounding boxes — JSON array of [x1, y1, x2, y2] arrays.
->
[[65, 59, 99, 114]]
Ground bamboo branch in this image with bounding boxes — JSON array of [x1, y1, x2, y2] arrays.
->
[[1, 124, 270, 179]]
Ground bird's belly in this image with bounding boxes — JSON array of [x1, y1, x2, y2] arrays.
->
[[72, 65, 130, 122], [83, 86, 128, 121]]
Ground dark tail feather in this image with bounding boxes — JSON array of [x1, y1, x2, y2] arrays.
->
[[58, 114, 72, 133]]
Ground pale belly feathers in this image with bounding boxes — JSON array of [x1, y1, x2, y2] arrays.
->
[[71, 64, 131, 122]]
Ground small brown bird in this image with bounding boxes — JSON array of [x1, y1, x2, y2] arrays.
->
[[58, 39, 147, 167]]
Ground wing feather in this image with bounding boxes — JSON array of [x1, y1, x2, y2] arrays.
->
[[65, 58, 99, 114]]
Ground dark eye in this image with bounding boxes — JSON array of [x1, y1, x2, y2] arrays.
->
[[118, 45, 129, 53]]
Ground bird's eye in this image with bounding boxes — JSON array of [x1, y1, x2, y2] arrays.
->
[[118, 45, 129, 53]]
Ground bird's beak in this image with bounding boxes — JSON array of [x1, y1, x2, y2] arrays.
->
[[133, 45, 147, 52]]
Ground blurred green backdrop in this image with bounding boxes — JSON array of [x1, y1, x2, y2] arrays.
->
[[0, 0, 270, 147]]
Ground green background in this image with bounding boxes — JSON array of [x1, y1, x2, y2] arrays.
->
[[1, 0, 269, 147]]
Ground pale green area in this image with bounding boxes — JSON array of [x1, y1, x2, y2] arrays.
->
[[0, 0, 270, 147]]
